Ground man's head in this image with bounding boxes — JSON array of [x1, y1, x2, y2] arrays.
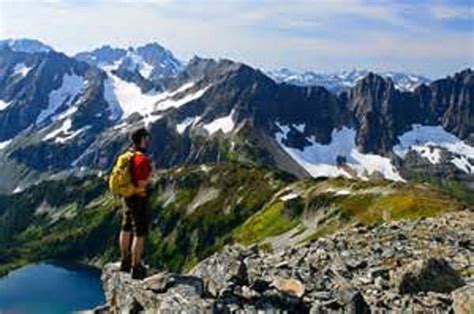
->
[[131, 128, 151, 149]]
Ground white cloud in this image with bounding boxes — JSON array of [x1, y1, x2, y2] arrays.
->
[[431, 4, 474, 20], [0, 0, 472, 77]]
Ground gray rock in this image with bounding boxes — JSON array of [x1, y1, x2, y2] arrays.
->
[[271, 277, 306, 298], [374, 276, 389, 290], [96, 210, 473, 313], [393, 258, 465, 294], [452, 285, 474, 314], [188, 245, 248, 297], [337, 287, 370, 314]]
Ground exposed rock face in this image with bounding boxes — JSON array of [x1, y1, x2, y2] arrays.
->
[[347, 69, 474, 154], [347, 72, 410, 153], [100, 210, 473, 313], [421, 68, 474, 142]]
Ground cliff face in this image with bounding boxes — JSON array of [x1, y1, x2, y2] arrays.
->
[[99, 210, 473, 313]]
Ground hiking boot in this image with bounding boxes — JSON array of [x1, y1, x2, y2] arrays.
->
[[131, 264, 147, 280], [119, 257, 131, 272]]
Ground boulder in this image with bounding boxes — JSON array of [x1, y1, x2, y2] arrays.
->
[[102, 263, 211, 312], [337, 287, 370, 314], [188, 245, 248, 297], [452, 285, 474, 314], [271, 277, 306, 298], [392, 258, 465, 294]]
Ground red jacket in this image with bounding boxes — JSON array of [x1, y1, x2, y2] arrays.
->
[[131, 150, 152, 187]]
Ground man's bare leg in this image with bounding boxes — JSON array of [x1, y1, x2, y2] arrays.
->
[[131, 236, 145, 267], [119, 231, 132, 261]]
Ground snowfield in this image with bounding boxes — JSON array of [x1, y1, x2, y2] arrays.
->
[[393, 124, 474, 174], [103, 74, 163, 119], [275, 123, 404, 181], [202, 110, 236, 135], [104, 72, 210, 125], [177, 117, 199, 134], [42, 118, 91, 144], [36, 73, 86, 125]]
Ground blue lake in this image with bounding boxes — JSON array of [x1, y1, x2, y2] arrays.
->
[[0, 261, 105, 314]]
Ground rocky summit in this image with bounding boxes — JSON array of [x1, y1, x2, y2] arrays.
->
[[98, 210, 473, 313]]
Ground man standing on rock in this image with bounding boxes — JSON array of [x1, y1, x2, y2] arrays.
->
[[118, 128, 153, 280]]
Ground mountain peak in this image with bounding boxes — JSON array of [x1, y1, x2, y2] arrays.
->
[[135, 42, 167, 52], [0, 38, 53, 54]]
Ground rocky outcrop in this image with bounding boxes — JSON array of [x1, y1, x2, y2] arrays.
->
[[101, 265, 213, 312], [347, 69, 474, 154], [99, 210, 473, 313]]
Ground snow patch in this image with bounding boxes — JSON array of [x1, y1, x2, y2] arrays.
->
[[325, 188, 352, 195], [154, 83, 209, 112], [103, 74, 162, 118], [100, 59, 122, 72], [13, 186, 25, 194], [42, 119, 90, 144], [36, 73, 86, 125], [139, 62, 154, 79], [141, 113, 163, 127], [393, 124, 474, 174], [0, 99, 11, 111], [103, 77, 124, 120], [294, 123, 305, 133], [276, 123, 404, 181], [0, 139, 12, 150], [177, 117, 199, 134], [13, 62, 33, 77], [203, 110, 235, 135], [104, 73, 207, 123], [280, 192, 300, 201]]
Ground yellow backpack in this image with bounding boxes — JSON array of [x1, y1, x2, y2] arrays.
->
[[109, 151, 139, 198]]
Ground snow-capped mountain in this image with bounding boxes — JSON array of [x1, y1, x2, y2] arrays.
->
[[266, 68, 431, 93], [0, 38, 53, 54], [0, 39, 472, 194], [75, 43, 183, 83]]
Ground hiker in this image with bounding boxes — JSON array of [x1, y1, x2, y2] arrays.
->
[[109, 128, 153, 280]]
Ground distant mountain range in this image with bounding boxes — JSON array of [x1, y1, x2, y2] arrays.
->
[[0, 38, 472, 194], [265, 68, 431, 93]]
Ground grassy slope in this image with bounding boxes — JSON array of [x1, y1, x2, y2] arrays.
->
[[0, 164, 469, 276], [232, 177, 467, 246], [0, 162, 294, 275]]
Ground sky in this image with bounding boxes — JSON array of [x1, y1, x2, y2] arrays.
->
[[0, 0, 473, 78]]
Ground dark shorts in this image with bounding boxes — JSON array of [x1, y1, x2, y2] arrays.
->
[[121, 195, 151, 237]]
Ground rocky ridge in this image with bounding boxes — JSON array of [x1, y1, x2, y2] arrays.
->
[[99, 209, 473, 313]]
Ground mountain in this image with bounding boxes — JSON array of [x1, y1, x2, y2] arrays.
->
[[0, 38, 53, 54], [266, 68, 431, 94], [74, 43, 183, 91], [0, 39, 472, 195], [0, 39, 472, 312]]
